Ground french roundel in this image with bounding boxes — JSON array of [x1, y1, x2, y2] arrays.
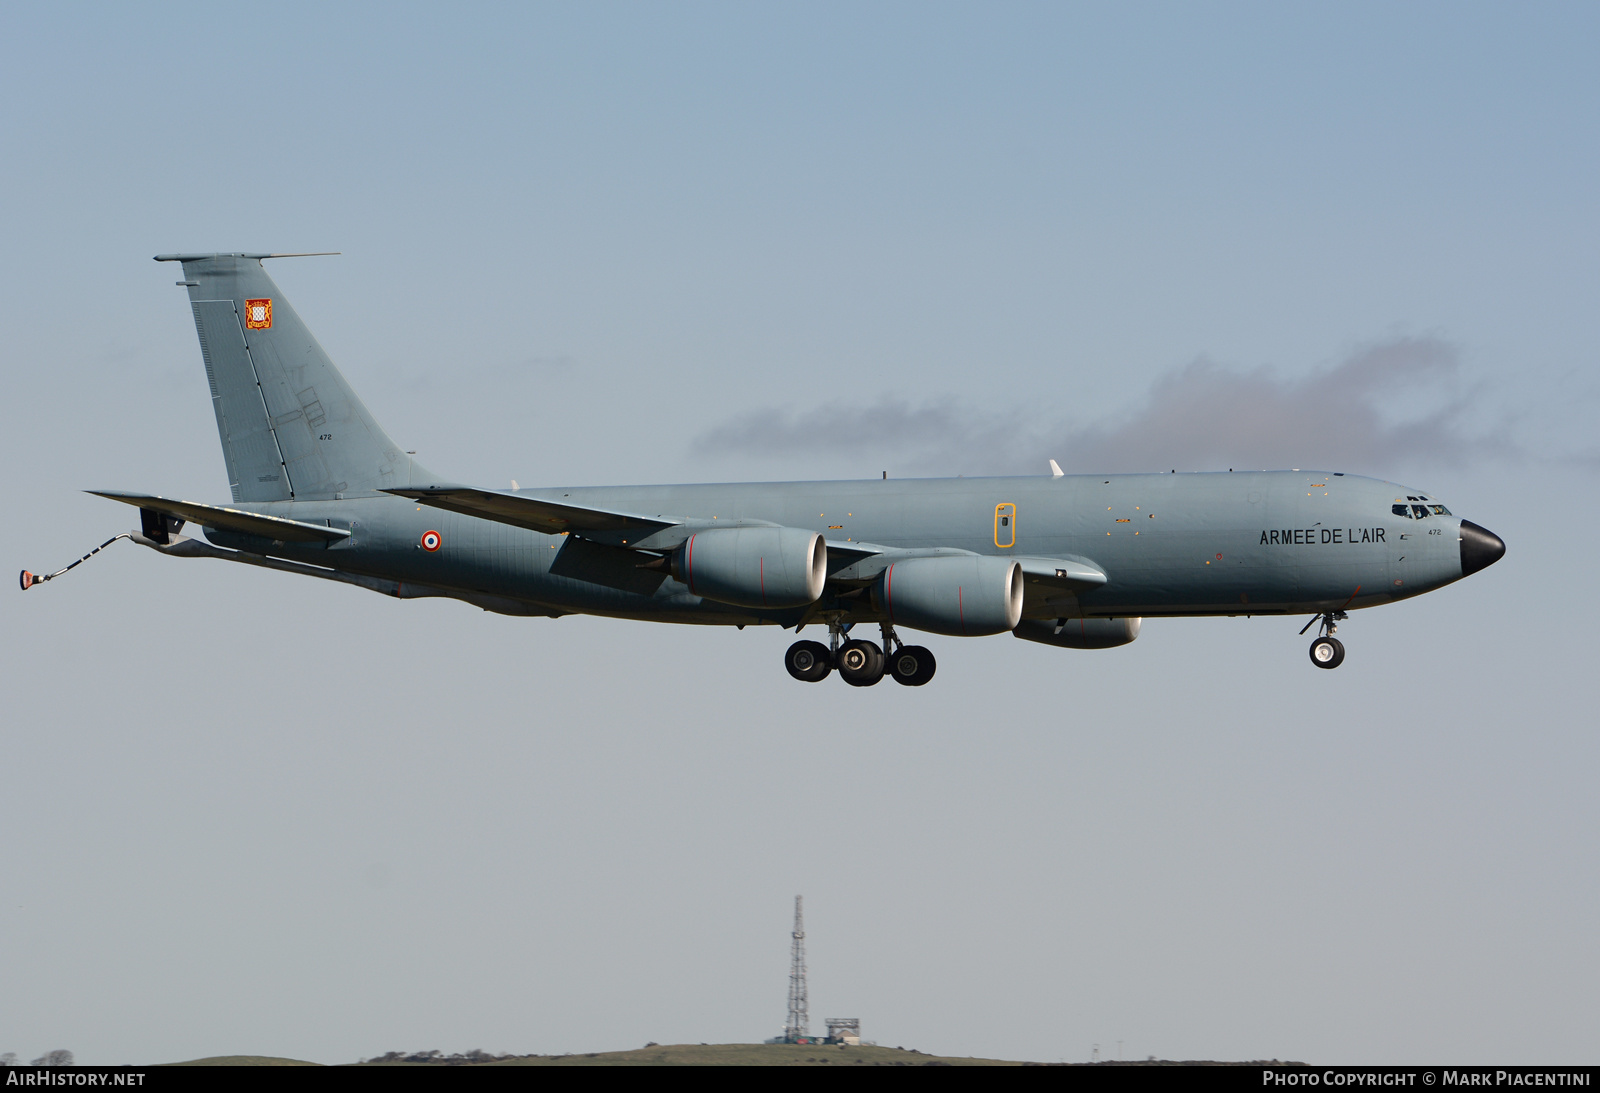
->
[[421, 530, 442, 552]]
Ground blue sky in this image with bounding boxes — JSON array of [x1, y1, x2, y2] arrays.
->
[[2, 2, 1596, 1065]]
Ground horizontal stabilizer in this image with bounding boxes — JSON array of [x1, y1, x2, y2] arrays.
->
[[385, 486, 677, 538], [90, 491, 350, 543], [154, 252, 339, 262]]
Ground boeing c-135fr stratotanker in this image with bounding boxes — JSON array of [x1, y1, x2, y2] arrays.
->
[[23, 254, 1506, 685]]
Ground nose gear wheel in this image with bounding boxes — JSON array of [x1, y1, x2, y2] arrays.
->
[[1309, 636, 1345, 669], [1300, 611, 1349, 669]]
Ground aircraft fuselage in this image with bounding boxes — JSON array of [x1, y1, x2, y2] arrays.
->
[[206, 468, 1473, 627]]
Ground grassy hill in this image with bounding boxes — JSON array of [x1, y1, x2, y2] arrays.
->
[[165, 1056, 322, 1066], [165, 1045, 1295, 1066], [374, 1043, 1023, 1066]]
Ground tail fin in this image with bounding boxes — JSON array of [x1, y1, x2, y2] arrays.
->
[[157, 253, 432, 502]]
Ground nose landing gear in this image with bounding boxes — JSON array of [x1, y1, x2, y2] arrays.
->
[[1309, 635, 1345, 668], [1300, 611, 1348, 669]]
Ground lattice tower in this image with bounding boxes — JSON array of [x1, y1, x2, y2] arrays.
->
[[784, 894, 809, 1041]]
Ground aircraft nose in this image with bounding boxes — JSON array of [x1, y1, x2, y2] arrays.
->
[[1459, 519, 1506, 577]]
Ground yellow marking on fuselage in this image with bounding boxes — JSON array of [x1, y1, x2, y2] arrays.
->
[[994, 503, 1017, 548]]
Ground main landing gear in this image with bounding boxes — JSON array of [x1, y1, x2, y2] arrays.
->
[[784, 639, 833, 682], [784, 621, 937, 687], [1300, 610, 1348, 670]]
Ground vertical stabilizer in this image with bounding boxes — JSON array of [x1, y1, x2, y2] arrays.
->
[[157, 253, 432, 502]]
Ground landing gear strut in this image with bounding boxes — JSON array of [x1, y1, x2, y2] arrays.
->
[[1300, 610, 1348, 670]]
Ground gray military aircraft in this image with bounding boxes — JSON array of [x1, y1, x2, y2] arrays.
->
[[24, 254, 1505, 685]]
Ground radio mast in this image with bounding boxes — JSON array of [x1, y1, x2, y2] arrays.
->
[[784, 895, 809, 1042]]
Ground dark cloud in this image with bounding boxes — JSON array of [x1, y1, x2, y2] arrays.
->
[[692, 337, 1521, 477]]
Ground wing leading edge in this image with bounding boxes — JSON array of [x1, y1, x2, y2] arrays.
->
[[384, 486, 678, 540]]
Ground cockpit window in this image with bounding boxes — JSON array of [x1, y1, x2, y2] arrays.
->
[[1393, 499, 1452, 519]]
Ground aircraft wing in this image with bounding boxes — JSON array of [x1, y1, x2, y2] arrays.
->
[[90, 491, 351, 543], [386, 486, 678, 538], [1009, 554, 1108, 619], [391, 489, 889, 564], [1014, 555, 1108, 592], [823, 540, 882, 568]]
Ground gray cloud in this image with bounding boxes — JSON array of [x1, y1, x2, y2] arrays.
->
[[693, 398, 1017, 468], [1050, 336, 1517, 475], [693, 337, 1521, 477]]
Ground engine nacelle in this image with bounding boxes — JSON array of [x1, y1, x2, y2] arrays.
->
[[675, 526, 827, 609], [1013, 617, 1142, 649], [874, 555, 1023, 637]]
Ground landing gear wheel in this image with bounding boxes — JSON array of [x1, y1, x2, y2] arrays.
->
[[890, 645, 937, 686], [785, 640, 833, 682], [837, 639, 885, 687], [1309, 636, 1345, 669]]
